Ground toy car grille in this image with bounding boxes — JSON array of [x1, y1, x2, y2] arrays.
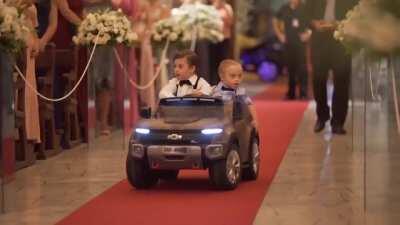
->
[[137, 130, 213, 145]]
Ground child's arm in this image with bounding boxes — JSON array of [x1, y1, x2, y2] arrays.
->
[[196, 78, 213, 96], [240, 88, 258, 131], [249, 105, 259, 131], [159, 79, 177, 98]]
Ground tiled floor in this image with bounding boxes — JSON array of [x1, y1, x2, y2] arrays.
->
[[253, 103, 365, 225], [0, 134, 127, 225]]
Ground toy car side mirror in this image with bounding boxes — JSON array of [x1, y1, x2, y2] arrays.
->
[[140, 107, 151, 119]]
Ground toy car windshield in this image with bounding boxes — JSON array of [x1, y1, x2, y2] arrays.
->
[[158, 97, 225, 122]]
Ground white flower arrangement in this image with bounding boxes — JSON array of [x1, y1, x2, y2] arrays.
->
[[152, 18, 184, 44], [73, 9, 138, 46], [0, 1, 30, 53], [169, 2, 224, 43], [335, 0, 400, 55]]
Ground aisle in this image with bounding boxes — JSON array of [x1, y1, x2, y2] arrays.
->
[[253, 102, 365, 225], [56, 83, 308, 225]]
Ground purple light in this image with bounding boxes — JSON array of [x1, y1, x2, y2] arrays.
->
[[257, 61, 278, 82]]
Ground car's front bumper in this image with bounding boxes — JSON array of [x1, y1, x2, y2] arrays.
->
[[129, 144, 225, 170]]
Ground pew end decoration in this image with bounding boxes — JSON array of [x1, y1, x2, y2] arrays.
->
[[0, 2, 31, 54], [73, 9, 138, 46]]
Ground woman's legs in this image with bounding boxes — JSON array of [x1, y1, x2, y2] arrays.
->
[[97, 90, 111, 134]]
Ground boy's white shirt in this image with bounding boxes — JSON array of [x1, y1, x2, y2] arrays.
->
[[159, 75, 212, 98]]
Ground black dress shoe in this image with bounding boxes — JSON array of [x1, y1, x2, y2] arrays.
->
[[284, 95, 296, 100], [299, 95, 308, 100], [314, 120, 326, 133], [332, 125, 347, 135]]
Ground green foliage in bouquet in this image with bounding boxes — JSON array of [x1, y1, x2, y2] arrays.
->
[[379, 0, 400, 18], [335, 0, 400, 57], [0, 37, 25, 54]]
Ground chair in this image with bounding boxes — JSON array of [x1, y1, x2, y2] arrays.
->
[[13, 56, 36, 169], [56, 47, 82, 148], [35, 43, 61, 159]]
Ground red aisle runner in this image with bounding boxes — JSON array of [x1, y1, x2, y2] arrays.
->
[[57, 84, 308, 225]]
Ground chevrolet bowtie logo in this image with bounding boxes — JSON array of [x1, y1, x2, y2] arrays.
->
[[167, 133, 183, 140]]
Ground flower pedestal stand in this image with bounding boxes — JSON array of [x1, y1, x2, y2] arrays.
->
[[0, 51, 16, 213]]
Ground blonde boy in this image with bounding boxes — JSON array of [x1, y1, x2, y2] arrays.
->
[[212, 59, 259, 130]]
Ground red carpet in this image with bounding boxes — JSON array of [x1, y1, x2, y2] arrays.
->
[[57, 83, 308, 225]]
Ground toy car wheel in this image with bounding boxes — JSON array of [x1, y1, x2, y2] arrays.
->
[[242, 137, 260, 180], [126, 156, 159, 189], [157, 170, 179, 181], [209, 145, 241, 190]]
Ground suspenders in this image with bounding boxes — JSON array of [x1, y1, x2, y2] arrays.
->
[[193, 76, 200, 89], [174, 76, 201, 96]]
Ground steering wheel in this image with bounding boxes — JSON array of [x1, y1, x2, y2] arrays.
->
[[183, 93, 210, 98]]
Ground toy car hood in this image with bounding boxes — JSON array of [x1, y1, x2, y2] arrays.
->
[[135, 118, 227, 131]]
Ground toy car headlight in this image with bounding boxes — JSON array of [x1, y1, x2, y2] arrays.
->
[[201, 128, 223, 135], [135, 128, 150, 134]]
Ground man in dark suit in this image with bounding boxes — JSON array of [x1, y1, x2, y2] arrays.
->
[[273, 0, 309, 100], [303, 0, 358, 134]]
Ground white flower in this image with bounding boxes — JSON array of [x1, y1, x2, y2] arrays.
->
[[116, 36, 124, 43], [86, 33, 94, 42], [169, 32, 178, 41], [72, 36, 80, 45], [162, 29, 170, 36], [126, 32, 138, 42], [154, 34, 162, 41]]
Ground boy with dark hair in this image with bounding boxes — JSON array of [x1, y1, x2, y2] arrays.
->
[[159, 50, 212, 98]]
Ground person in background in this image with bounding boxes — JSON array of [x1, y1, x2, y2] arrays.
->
[[83, 0, 114, 135], [135, 0, 170, 110], [52, 0, 84, 141], [35, 0, 57, 111], [111, 0, 140, 131], [17, 0, 42, 143], [273, 0, 309, 100], [209, 0, 233, 86], [56, 0, 82, 27], [35, 0, 58, 52], [303, 0, 358, 134]]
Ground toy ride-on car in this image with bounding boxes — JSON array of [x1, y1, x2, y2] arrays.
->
[[126, 96, 260, 190]]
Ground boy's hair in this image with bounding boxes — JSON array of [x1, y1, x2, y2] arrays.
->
[[173, 50, 198, 68], [218, 59, 243, 78]]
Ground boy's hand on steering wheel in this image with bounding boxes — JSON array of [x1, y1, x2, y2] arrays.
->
[[184, 91, 205, 97]]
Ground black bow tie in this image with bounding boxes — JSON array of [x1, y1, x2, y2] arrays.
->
[[221, 86, 235, 92], [179, 80, 192, 87]]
